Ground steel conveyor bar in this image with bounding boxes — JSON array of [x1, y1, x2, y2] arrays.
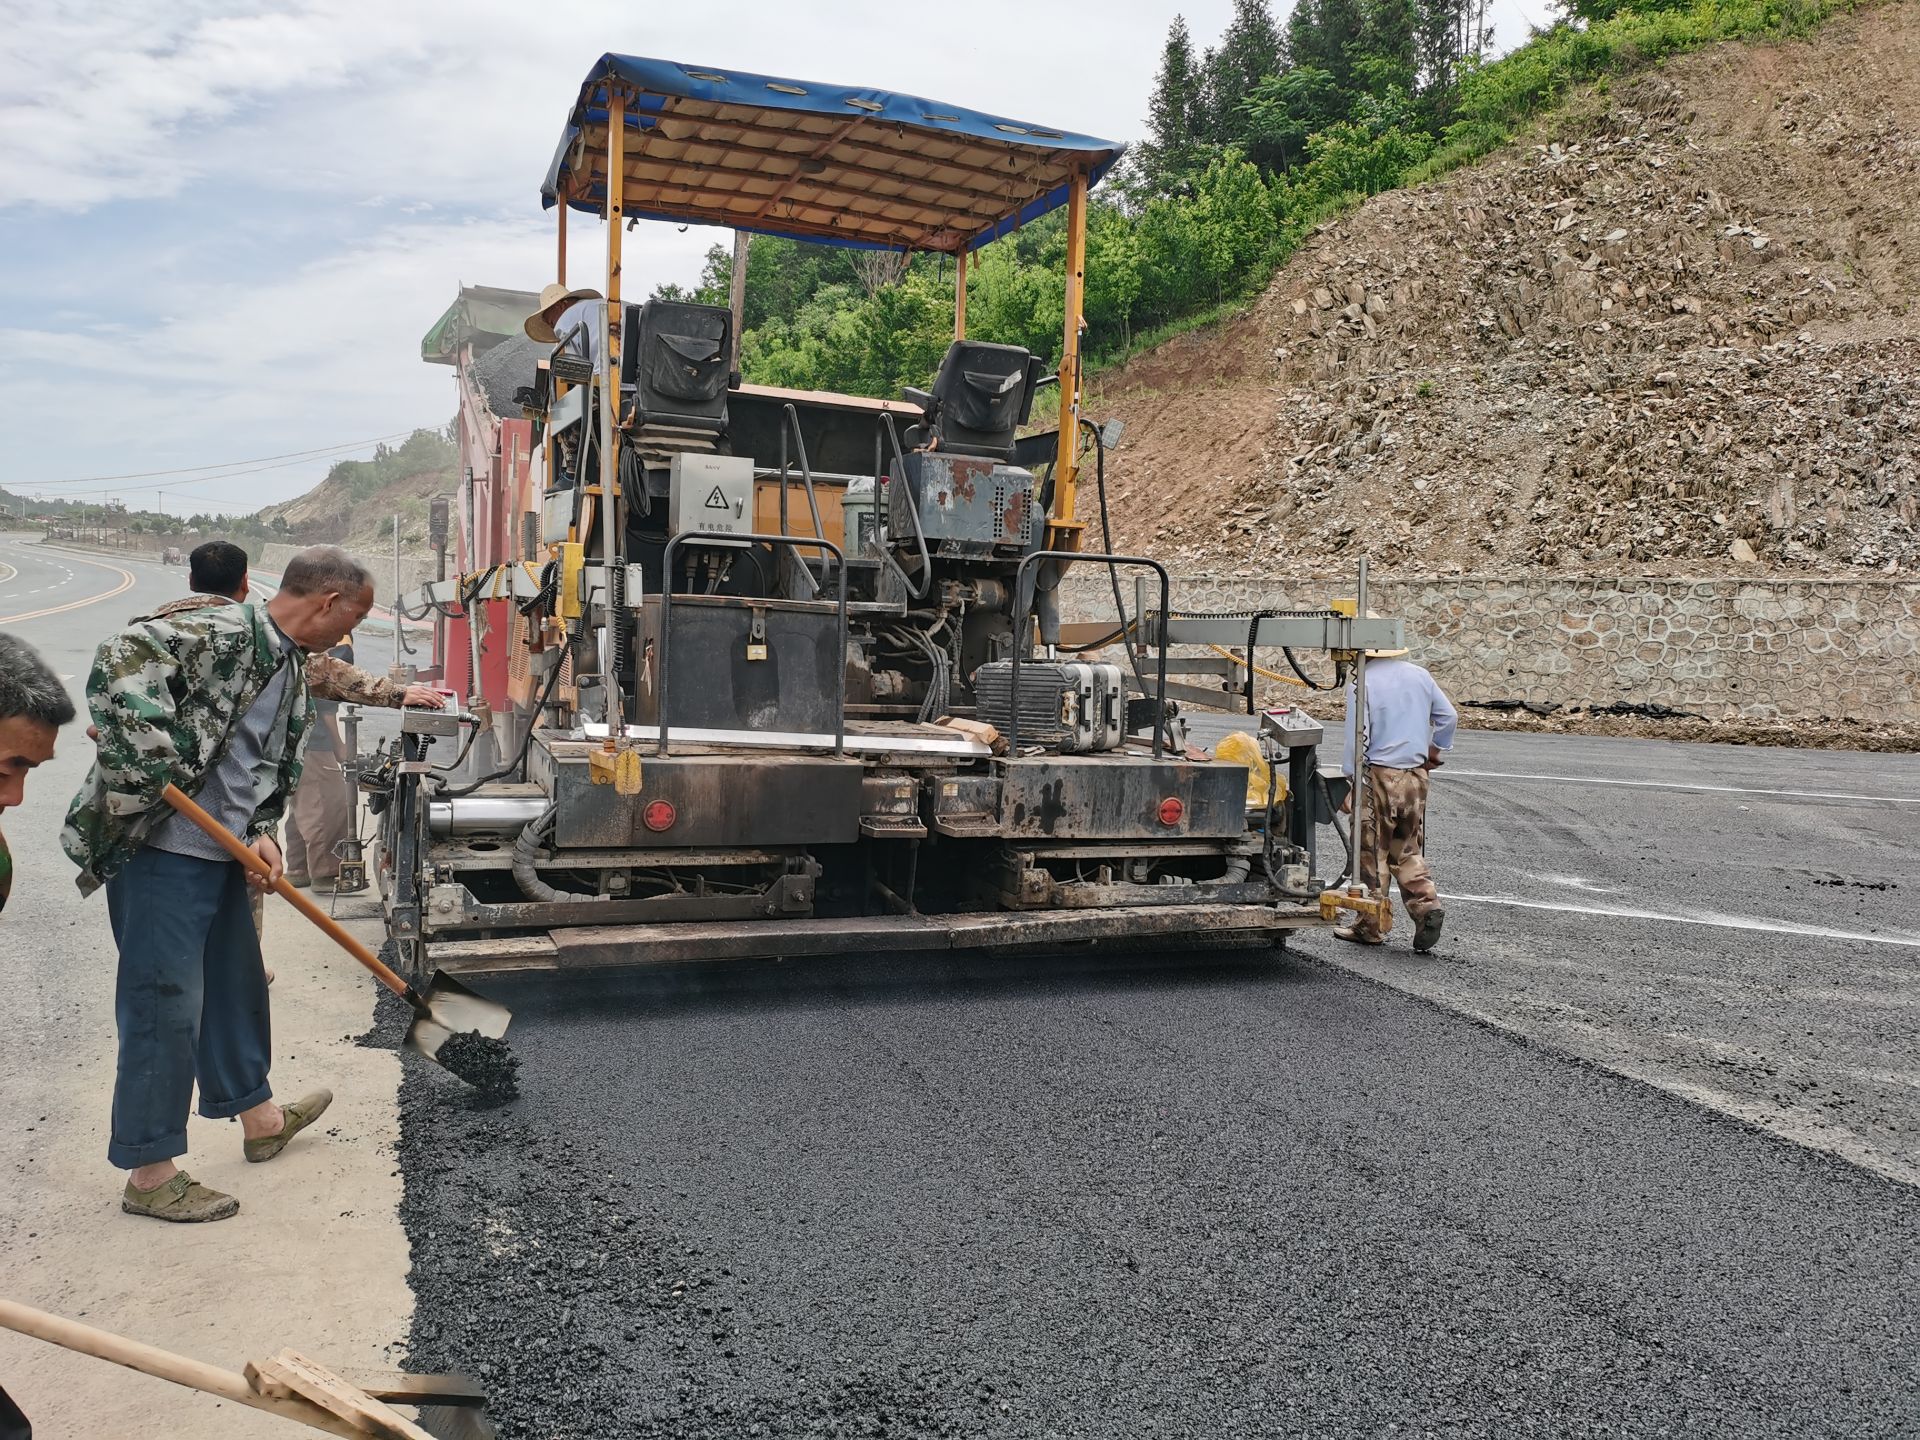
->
[[1155, 611, 1404, 653], [424, 901, 1320, 977]]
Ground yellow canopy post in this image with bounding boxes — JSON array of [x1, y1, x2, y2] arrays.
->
[[1046, 166, 1089, 551]]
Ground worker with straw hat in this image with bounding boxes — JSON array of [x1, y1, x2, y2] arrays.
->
[[524, 281, 606, 360], [1336, 624, 1456, 953]]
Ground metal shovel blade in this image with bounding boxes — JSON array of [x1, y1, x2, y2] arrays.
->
[[404, 972, 513, 1062]]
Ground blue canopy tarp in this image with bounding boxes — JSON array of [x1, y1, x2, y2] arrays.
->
[[540, 55, 1125, 253]]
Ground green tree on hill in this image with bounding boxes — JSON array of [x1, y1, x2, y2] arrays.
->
[[1135, 15, 1209, 193], [631, 0, 1852, 401]]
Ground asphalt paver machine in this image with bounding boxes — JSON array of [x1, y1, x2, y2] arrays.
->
[[372, 55, 1405, 982]]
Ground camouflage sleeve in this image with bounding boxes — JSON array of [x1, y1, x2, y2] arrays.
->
[[86, 622, 197, 815], [305, 653, 406, 707]]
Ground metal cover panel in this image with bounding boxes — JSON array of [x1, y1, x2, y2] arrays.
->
[[637, 597, 842, 733], [549, 751, 862, 848], [997, 756, 1247, 841]]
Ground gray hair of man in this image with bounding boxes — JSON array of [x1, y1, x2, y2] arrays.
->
[[0, 634, 77, 727], [279, 545, 374, 598]]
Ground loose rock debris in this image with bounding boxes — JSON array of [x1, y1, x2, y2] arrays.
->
[[1095, 7, 1920, 579]]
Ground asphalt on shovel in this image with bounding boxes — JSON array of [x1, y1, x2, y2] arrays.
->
[[161, 783, 516, 1096]]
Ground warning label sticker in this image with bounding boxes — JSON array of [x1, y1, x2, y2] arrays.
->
[[705, 486, 730, 509]]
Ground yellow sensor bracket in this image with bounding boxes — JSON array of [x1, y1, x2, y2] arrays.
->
[[1320, 886, 1394, 934], [588, 745, 643, 795], [557, 542, 587, 621]]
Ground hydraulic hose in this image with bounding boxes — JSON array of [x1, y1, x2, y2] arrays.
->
[[511, 804, 606, 904]]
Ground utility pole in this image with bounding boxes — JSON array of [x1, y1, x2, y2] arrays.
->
[[392, 512, 403, 674]]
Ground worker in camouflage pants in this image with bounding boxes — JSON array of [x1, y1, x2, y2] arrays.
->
[[65, 547, 374, 1222], [1337, 647, 1457, 953]]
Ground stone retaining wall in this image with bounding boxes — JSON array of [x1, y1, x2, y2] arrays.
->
[[1060, 572, 1920, 723], [259, 541, 435, 612]]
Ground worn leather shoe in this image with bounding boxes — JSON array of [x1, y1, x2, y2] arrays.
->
[[1412, 908, 1446, 953], [244, 1090, 333, 1164], [1333, 925, 1384, 946], [122, 1172, 239, 1223]]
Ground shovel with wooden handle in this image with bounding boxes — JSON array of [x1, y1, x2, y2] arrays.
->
[[159, 784, 513, 1090]]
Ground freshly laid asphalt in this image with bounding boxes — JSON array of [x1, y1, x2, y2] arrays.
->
[[15, 536, 1916, 1437], [397, 943, 1920, 1438]]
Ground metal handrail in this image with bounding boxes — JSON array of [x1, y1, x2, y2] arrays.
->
[[876, 411, 932, 600], [656, 531, 849, 759], [776, 404, 830, 597], [1007, 549, 1171, 759]]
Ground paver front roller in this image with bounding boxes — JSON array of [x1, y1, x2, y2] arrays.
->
[[161, 784, 516, 1095]]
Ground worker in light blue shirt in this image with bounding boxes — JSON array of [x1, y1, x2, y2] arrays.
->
[[1338, 651, 1458, 952]]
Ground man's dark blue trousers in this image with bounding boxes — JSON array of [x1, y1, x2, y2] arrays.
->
[[105, 847, 271, 1169]]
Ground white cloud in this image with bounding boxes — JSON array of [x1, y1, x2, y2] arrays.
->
[[0, 0, 1545, 512]]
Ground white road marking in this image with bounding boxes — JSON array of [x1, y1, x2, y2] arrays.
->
[[1524, 872, 1621, 894], [1448, 891, 1920, 950], [1448, 769, 1915, 806]]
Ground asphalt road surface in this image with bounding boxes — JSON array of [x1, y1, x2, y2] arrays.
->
[[393, 718, 1920, 1435], [1312, 729, 1920, 1186], [9, 536, 1917, 1437]]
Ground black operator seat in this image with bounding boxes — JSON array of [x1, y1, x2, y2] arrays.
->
[[620, 299, 733, 432], [901, 340, 1045, 461]]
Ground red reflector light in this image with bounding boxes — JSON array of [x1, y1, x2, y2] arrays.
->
[[1157, 797, 1185, 826], [643, 800, 677, 832]]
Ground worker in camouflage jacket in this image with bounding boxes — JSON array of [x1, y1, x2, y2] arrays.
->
[[62, 545, 376, 1225], [151, 541, 445, 897]]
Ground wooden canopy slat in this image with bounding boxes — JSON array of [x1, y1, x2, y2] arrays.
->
[[656, 103, 1063, 194], [572, 170, 945, 247], [640, 119, 1053, 213], [620, 145, 1022, 229], [583, 157, 964, 236], [740, 116, 865, 222]]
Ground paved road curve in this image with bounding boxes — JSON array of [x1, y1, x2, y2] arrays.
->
[[394, 721, 1920, 1436]]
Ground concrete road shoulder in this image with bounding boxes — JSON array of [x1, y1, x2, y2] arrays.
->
[[0, 888, 412, 1436]]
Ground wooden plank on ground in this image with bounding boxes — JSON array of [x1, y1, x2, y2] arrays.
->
[[248, 1351, 437, 1440]]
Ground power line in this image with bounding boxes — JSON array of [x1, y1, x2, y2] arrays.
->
[[19, 429, 420, 488]]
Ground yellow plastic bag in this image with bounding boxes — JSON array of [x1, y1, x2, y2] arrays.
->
[[1215, 730, 1285, 811]]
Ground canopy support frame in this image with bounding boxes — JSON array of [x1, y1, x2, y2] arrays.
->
[[1046, 165, 1089, 551]]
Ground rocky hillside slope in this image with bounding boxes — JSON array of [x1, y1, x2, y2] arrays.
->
[[1094, 3, 1920, 577], [257, 433, 455, 556]]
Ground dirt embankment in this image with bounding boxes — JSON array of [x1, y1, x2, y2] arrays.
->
[[1093, 4, 1920, 581], [258, 463, 452, 556]]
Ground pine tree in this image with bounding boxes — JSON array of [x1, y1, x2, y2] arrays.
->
[[1285, 0, 1370, 95], [1415, 0, 1492, 104], [1199, 0, 1284, 147], [1137, 15, 1206, 192]]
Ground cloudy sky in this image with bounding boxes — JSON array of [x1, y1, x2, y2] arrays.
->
[[0, 0, 1544, 516]]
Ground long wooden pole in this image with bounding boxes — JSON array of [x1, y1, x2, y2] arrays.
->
[[954, 247, 968, 340], [728, 231, 749, 374], [0, 1298, 362, 1437], [158, 785, 417, 1003]]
